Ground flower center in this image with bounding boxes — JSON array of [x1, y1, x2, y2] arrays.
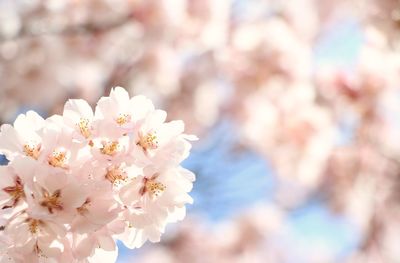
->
[[105, 166, 127, 185], [48, 150, 68, 168], [77, 199, 91, 215], [23, 143, 41, 160], [40, 189, 63, 214], [145, 180, 166, 199], [2, 177, 24, 209], [27, 219, 40, 234], [137, 131, 158, 152], [101, 141, 120, 156], [116, 114, 131, 126], [77, 118, 91, 138]]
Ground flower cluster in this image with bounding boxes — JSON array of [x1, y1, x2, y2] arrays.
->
[[0, 87, 196, 262]]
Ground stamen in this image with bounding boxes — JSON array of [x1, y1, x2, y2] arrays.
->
[[101, 141, 120, 156], [105, 166, 127, 185], [77, 199, 91, 215], [116, 114, 131, 126], [145, 180, 166, 199], [23, 143, 41, 160], [48, 150, 68, 168], [137, 131, 158, 152], [77, 118, 91, 138], [2, 177, 24, 209], [27, 219, 40, 234], [40, 189, 63, 214]]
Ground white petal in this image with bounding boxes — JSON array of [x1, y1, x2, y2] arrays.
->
[[119, 181, 142, 206], [110, 87, 130, 105], [63, 99, 94, 121], [97, 234, 115, 251], [87, 246, 118, 263], [0, 124, 21, 158], [61, 183, 87, 208], [129, 95, 155, 121], [146, 110, 167, 129], [73, 234, 95, 260], [14, 111, 44, 133]]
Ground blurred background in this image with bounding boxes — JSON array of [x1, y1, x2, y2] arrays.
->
[[0, 0, 400, 262]]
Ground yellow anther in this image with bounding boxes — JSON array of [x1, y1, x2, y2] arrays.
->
[[28, 219, 40, 234], [100, 141, 120, 156], [48, 150, 67, 168], [137, 132, 158, 152], [105, 166, 127, 185], [40, 189, 63, 214], [23, 143, 41, 160], [116, 114, 131, 126], [77, 118, 91, 138], [145, 180, 166, 198]]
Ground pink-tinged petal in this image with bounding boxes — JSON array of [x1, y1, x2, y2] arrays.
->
[[61, 184, 87, 209], [0, 166, 16, 189], [159, 120, 185, 140], [87, 247, 118, 263], [161, 177, 193, 205], [45, 114, 64, 126], [71, 216, 101, 234], [119, 181, 142, 206], [0, 124, 21, 158], [37, 237, 62, 258], [143, 166, 158, 177], [63, 99, 94, 121], [10, 221, 31, 246], [39, 126, 59, 150], [16, 237, 35, 255], [154, 138, 192, 166], [127, 213, 151, 229], [178, 167, 196, 182], [146, 110, 167, 129], [73, 234, 95, 260], [89, 202, 118, 225], [57, 242, 75, 263], [128, 207, 168, 229], [163, 168, 194, 192], [22, 111, 45, 131], [94, 97, 115, 120], [106, 220, 126, 236], [129, 95, 155, 121], [13, 111, 44, 135], [146, 226, 162, 243], [9, 156, 38, 185], [43, 221, 67, 238], [182, 134, 199, 141], [94, 87, 130, 122], [117, 228, 145, 249], [40, 171, 69, 193], [97, 234, 115, 251], [167, 206, 187, 223], [47, 172, 69, 192], [110, 87, 130, 106], [174, 193, 194, 205]]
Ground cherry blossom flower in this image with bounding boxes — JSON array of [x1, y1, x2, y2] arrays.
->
[[3, 212, 67, 262], [0, 111, 45, 161], [62, 99, 95, 141], [0, 165, 25, 211], [118, 165, 195, 248], [0, 87, 196, 262], [130, 110, 198, 168]]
